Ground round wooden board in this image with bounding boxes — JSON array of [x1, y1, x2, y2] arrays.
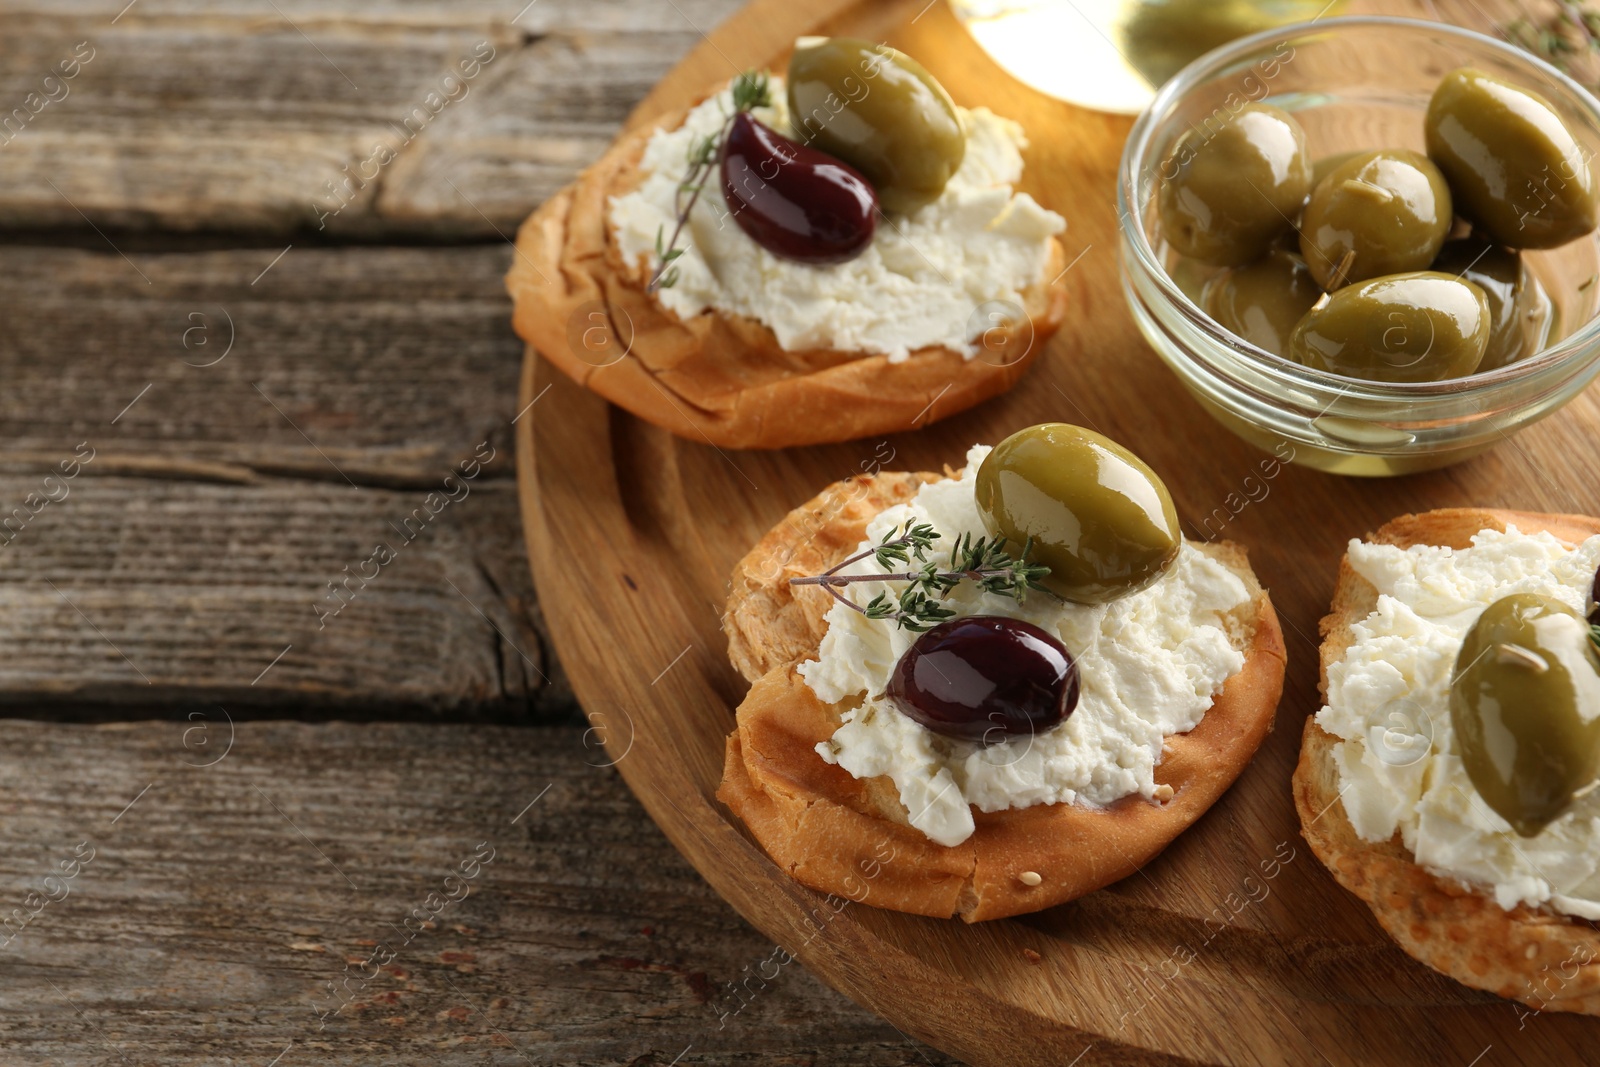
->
[[516, 1, 1600, 1063]]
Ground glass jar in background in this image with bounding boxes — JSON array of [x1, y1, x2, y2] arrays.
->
[[950, 0, 1348, 113]]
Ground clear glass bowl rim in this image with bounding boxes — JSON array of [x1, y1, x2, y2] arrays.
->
[[1117, 14, 1600, 400]]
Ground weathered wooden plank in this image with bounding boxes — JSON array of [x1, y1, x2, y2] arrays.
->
[[0, 243, 570, 715], [0, 720, 958, 1066], [0, 475, 565, 716], [0, 245, 524, 487], [0, 0, 744, 235]]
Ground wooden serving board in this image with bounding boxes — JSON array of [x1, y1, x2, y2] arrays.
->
[[516, 1, 1600, 1062]]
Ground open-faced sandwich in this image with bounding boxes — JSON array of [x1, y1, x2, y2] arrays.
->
[[1297, 508, 1600, 1016], [718, 423, 1287, 920], [506, 38, 1070, 449]]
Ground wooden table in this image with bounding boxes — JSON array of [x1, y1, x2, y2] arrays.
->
[[0, 2, 956, 1062], [5, 1, 1590, 1064]]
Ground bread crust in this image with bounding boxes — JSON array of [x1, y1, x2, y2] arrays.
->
[[1294, 507, 1600, 1016], [718, 469, 1287, 921], [505, 96, 1069, 450]]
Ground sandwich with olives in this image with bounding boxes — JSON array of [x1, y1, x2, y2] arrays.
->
[[718, 424, 1286, 920], [1296, 508, 1600, 1016], [506, 38, 1070, 450]]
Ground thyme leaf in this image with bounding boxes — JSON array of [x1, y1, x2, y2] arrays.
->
[[790, 521, 1053, 631], [647, 70, 771, 291]]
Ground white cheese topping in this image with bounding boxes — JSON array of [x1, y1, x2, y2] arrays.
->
[[608, 77, 1066, 362], [1317, 527, 1600, 920], [797, 446, 1252, 847]]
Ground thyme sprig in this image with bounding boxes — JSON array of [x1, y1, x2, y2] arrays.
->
[[1504, 2, 1600, 89], [647, 70, 771, 291], [790, 521, 1052, 632]]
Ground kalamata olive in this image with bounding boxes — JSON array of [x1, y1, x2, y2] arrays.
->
[[1158, 103, 1312, 266], [1432, 238, 1552, 371], [787, 37, 965, 216], [1591, 563, 1600, 624], [1202, 249, 1321, 356], [720, 112, 878, 264], [975, 423, 1181, 604], [887, 615, 1078, 744], [1450, 594, 1600, 836], [1288, 271, 1489, 383], [1426, 67, 1599, 249], [1298, 150, 1452, 290]]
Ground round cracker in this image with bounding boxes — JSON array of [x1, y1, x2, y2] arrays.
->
[[718, 469, 1287, 921], [504, 94, 1069, 451], [1295, 507, 1600, 1016]]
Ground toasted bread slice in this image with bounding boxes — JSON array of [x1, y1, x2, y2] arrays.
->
[[505, 98, 1069, 451], [718, 469, 1287, 921], [1294, 508, 1600, 1016]]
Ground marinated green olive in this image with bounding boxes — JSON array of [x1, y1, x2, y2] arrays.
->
[[787, 37, 965, 215], [1298, 150, 1453, 290], [1288, 271, 1489, 383], [1426, 67, 1599, 249], [974, 423, 1181, 604], [1310, 150, 1362, 187], [1450, 593, 1600, 837], [1432, 238, 1553, 371], [1202, 249, 1321, 356], [1119, 0, 1304, 89], [1158, 103, 1312, 266], [1168, 253, 1217, 306]]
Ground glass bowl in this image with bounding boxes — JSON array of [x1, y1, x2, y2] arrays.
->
[[1118, 16, 1600, 476]]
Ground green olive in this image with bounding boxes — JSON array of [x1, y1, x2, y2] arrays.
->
[[1158, 103, 1312, 266], [1311, 150, 1363, 187], [1431, 238, 1553, 371], [1426, 67, 1599, 249], [1298, 150, 1453, 290], [1450, 593, 1600, 837], [1168, 254, 1218, 306], [1118, 0, 1303, 89], [975, 424, 1181, 604], [787, 37, 965, 215], [1288, 271, 1489, 383], [1201, 249, 1321, 356]]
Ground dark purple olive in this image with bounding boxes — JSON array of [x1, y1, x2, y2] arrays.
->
[[720, 112, 877, 265], [886, 616, 1078, 744]]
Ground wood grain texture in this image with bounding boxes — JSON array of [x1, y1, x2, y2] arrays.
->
[[2, 245, 521, 487], [0, 476, 557, 716], [0, 244, 572, 716], [0, 719, 957, 1065], [0, 4, 950, 1061], [0, 0, 744, 235], [519, 0, 1600, 1064]]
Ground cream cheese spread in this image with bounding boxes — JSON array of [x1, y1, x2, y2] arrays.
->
[[608, 77, 1066, 362], [1317, 526, 1600, 919], [797, 445, 1253, 847]]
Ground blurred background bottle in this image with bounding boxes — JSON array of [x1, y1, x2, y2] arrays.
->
[[951, 0, 1348, 114]]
